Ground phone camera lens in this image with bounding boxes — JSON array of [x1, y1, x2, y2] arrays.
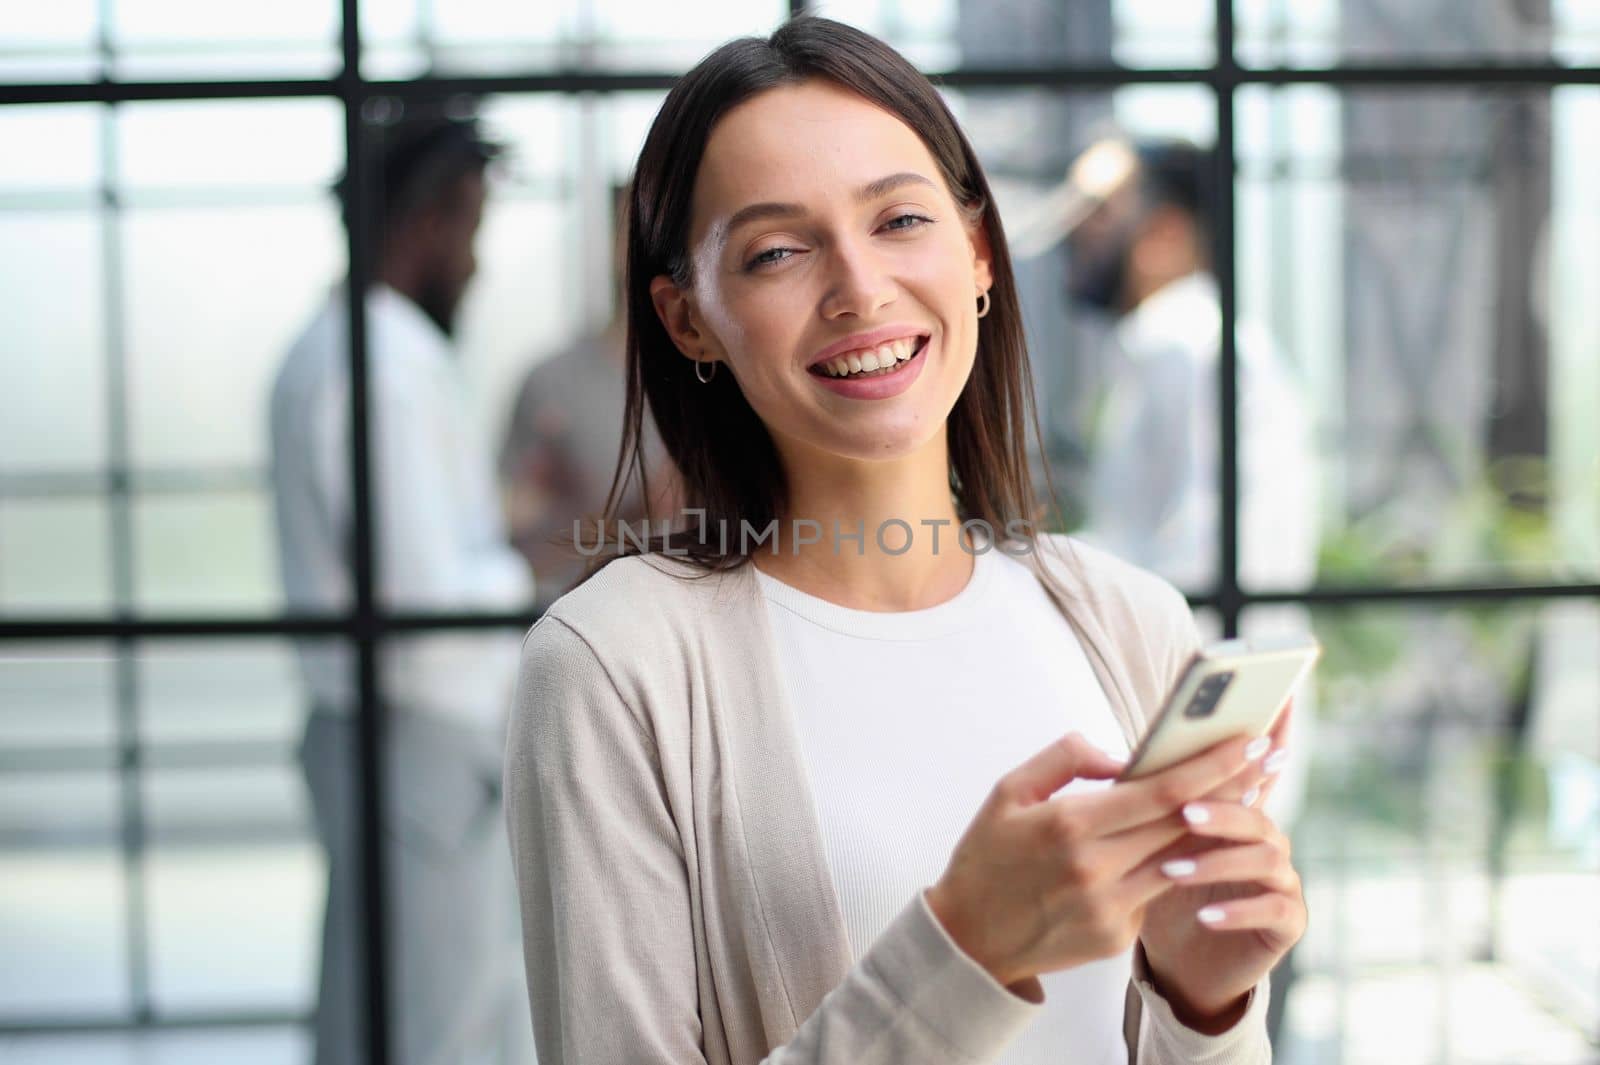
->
[[1184, 670, 1235, 719]]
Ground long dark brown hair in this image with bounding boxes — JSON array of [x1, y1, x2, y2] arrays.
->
[[561, 14, 1072, 591]]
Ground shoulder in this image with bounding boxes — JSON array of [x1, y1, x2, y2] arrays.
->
[[508, 553, 748, 759], [518, 553, 747, 689], [1029, 533, 1202, 682], [364, 289, 454, 385], [272, 299, 346, 421], [1034, 533, 1191, 620], [510, 348, 569, 399]]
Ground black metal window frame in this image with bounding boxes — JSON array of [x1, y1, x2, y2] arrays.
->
[[2, 0, 1598, 1059]]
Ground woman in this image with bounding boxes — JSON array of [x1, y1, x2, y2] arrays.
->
[[504, 16, 1304, 1065]]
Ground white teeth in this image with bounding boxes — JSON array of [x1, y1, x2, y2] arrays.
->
[[817, 336, 925, 379]]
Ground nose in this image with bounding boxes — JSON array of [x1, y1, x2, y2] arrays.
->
[[819, 234, 897, 320]]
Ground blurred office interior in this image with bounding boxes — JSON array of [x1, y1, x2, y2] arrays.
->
[[1, 1, 1597, 1063]]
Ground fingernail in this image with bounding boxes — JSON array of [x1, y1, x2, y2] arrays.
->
[[1241, 786, 1261, 807], [1182, 803, 1211, 825], [1263, 749, 1289, 775], [1244, 737, 1271, 762], [1162, 859, 1198, 878], [1197, 906, 1228, 926]]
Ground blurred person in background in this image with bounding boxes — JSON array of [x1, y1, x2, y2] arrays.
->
[[500, 182, 681, 607], [1033, 133, 1321, 1041], [268, 103, 536, 1065]]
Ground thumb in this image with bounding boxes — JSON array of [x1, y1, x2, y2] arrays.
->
[[1004, 732, 1128, 805]]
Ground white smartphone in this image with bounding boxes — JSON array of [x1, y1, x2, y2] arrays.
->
[[1116, 633, 1321, 781]]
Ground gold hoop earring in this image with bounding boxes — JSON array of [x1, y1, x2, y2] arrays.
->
[[694, 358, 718, 384], [976, 290, 991, 319]]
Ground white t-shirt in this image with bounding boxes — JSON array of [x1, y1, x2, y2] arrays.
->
[[756, 542, 1134, 1065]]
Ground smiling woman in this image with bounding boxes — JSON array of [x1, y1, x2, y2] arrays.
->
[[504, 14, 1301, 1065], [566, 26, 1046, 585]]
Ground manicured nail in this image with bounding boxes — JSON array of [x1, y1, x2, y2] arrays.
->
[[1162, 859, 1198, 878], [1241, 786, 1261, 808], [1182, 803, 1211, 825], [1244, 737, 1271, 762], [1263, 749, 1289, 775], [1197, 906, 1228, 926]]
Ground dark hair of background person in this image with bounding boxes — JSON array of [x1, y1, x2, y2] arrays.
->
[[1131, 137, 1215, 264], [568, 14, 1076, 587], [333, 100, 503, 260]]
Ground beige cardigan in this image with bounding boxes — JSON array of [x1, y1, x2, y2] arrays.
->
[[504, 534, 1272, 1064]]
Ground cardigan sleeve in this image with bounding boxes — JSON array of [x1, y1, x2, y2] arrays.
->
[[505, 614, 1044, 1065], [504, 614, 707, 1063]]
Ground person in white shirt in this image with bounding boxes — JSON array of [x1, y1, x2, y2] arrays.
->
[[1046, 134, 1321, 1040], [269, 107, 535, 1065]]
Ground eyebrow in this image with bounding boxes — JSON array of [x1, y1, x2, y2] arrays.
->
[[716, 171, 939, 246]]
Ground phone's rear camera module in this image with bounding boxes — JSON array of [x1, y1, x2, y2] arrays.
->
[[1184, 671, 1235, 719]]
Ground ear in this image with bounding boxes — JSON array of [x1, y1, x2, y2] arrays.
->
[[649, 274, 721, 368], [966, 209, 995, 296]]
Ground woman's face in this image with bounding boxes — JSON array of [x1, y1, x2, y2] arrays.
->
[[651, 79, 993, 471]]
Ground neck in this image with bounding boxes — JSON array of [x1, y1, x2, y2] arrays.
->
[[377, 258, 424, 307], [1125, 253, 1203, 310], [752, 431, 975, 612]]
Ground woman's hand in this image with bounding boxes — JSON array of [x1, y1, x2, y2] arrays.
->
[[1135, 701, 1307, 1029], [924, 730, 1271, 996]]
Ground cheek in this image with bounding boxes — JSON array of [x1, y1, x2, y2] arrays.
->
[[902, 233, 978, 298], [714, 284, 803, 368]]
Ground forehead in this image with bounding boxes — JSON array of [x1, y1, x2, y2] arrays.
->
[[689, 80, 945, 241]]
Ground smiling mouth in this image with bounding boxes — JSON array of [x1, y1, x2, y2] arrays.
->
[[808, 335, 930, 379]]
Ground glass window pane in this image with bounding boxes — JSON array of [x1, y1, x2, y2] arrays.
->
[[123, 204, 344, 471], [132, 491, 281, 615], [117, 100, 344, 192], [1238, 0, 1600, 68], [587, 0, 790, 60], [0, 643, 116, 750], [0, 213, 107, 475], [462, 94, 579, 413], [1253, 602, 1600, 1065], [458, 197, 575, 433], [143, 765, 318, 1014], [0, 768, 128, 1017], [361, 0, 788, 76], [1111, 0, 1214, 67], [0, 1, 100, 82], [0, 104, 101, 192], [138, 641, 304, 747], [126, 638, 346, 1026], [474, 95, 570, 187], [1237, 85, 1600, 590], [0, 499, 114, 613], [0, 1029, 312, 1061], [814, 0, 1213, 70], [108, 0, 338, 80]]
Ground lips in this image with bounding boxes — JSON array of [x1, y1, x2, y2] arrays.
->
[[810, 335, 929, 378], [805, 326, 933, 378]]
